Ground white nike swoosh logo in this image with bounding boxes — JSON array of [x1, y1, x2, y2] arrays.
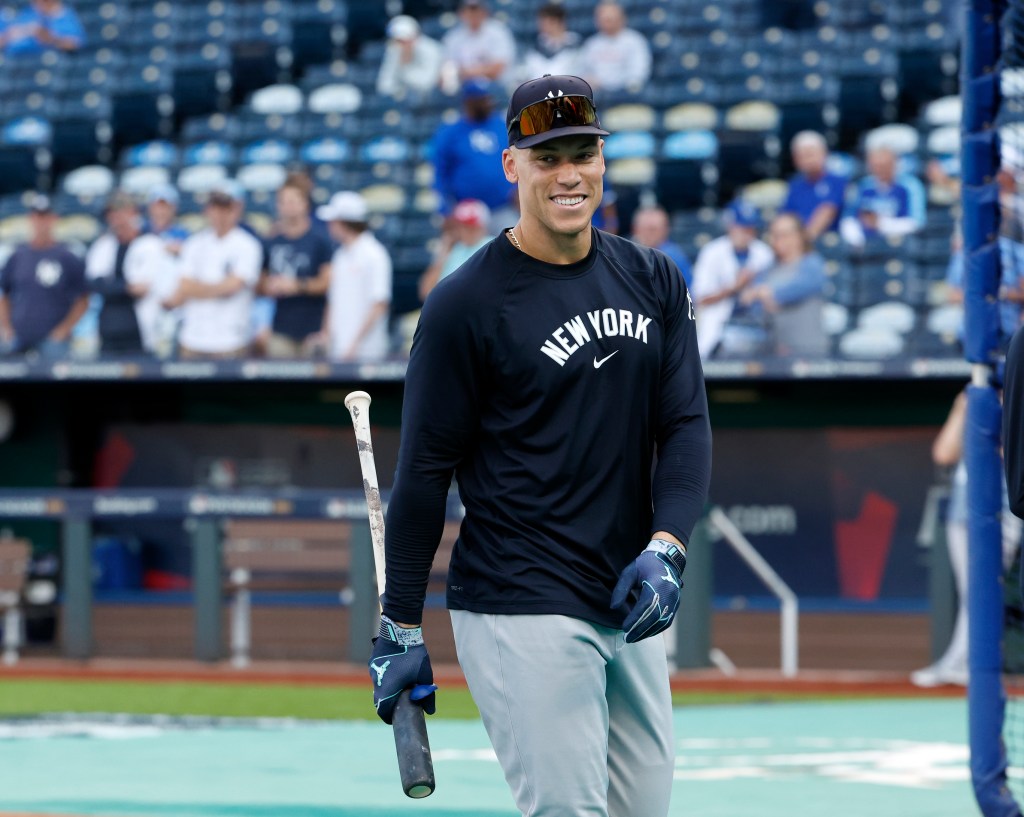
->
[[593, 351, 619, 369]]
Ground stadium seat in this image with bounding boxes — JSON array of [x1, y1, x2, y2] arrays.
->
[[299, 136, 351, 166], [177, 163, 229, 194], [240, 139, 296, 165], [857, 301, 917, 334], [607, 158, 657, 187], [229, 19, 293, 104], [119, 165, 172, 198], [307, 83, 363, 115], [838, 327, 905, 359], [181, 113, 241, 145], [742, 178, 788, 210], [120, 140, 179, 169], [238, 111, 302, 143], [182, 140, 236, 168], [922, 95, 961, 129], [54, 212, 102, 244], [822, 302, 851, 337], [63, 164, 116, 199], [249, 84, 304, 116], [291, 0, 348, 74], [603, 131, 657, 161], [51, 92, 113, 175], [236, 162, 288, 194], [360, 183, 407, 214], [602, 104, 658, 133], [864, 123, 919, 155], [661, 103, 719, 133], [359, 135, 412, 165], [2, 117, 52, 147], [111, 63, 175, 152]]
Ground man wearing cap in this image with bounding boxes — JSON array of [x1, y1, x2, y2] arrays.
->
[[431, 78, 516, 232], [85, 190, 172, 356], [162, 185, 262, 358], [418, 199, 491, 301], [259, 173, 333, 358], [377, 14, 443, 99], [313, 191, 391, 362], [691, 199, 774, 359], [441, 0, 516, 88], [0, 194, 88, 358], [370, 75, 710, 817], [631, 205, 691, 288], [145, 183, 189, 256]]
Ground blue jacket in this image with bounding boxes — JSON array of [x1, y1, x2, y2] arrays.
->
[[431, 113, 515, 216]]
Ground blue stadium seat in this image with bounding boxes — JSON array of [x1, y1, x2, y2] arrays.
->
[[181, 139, 237, 167], [240, 138, 296, 165], [2, 116, 52, 147], [51, 91, 113, 175], [229, 18, 293, 105], [603, 131, 657, 161], [238, 111, 302, 143], [120, 140, 179, 169], [291, 0, 347, 74], [656, 132, 718, 211], [299, 137, 351, 165], [111, 62, 174, 151], [181, 113, 241, 145]]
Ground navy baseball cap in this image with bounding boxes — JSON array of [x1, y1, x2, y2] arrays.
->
[[506, 74, 610, 149], [725, 199, 762, 229]]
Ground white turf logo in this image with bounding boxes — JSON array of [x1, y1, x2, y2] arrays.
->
[[540, 308, 652, 367]]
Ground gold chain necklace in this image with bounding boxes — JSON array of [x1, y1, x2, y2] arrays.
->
[[506, 227, 523, 253]]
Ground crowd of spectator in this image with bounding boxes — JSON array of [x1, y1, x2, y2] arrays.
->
[[0, 0, 1007, 364], [0, 174, 394, 362]]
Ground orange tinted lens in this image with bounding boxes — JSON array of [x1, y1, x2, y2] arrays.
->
[[517, 96, 597, 136]]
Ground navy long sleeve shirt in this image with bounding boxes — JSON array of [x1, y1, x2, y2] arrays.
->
[[382, 229, 712, 628]]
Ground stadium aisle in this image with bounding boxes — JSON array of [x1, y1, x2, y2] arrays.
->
[[0, 700, 975, 817]]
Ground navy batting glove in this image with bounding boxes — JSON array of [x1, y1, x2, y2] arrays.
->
[[610, 539, 686, 643], [368, 614, 437, 725]]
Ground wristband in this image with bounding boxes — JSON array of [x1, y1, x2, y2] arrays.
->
[[647, 539, 687, 577], [378, 614, 424, 646]]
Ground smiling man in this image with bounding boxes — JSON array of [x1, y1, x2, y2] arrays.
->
[[369, 74, 711, 817]]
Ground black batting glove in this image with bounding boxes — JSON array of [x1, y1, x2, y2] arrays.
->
[[610, 539, 686, 643], [368, 614, 437, 724]]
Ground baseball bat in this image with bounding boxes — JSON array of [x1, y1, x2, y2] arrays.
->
[[344, 390, 436, 800]]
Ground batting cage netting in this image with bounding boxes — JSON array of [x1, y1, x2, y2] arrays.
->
[[967, 1, 1024, 815]]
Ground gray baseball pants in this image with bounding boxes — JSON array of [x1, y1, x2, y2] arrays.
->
[[450, 611, 675, 817]]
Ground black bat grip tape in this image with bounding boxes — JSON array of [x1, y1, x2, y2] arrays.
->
[[393, 689, 435, 798]]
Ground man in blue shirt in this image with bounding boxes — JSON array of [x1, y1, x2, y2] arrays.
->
[[781, 130, 847, 241], [0, 194, 88, 357], [431, 78, 516, 232], [840, 146, 926, 248], [1, 0, 84, 56]]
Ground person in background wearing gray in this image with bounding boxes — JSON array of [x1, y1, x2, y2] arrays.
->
[[440, 0, 516, 91], [377, 15, 443, 99], [739, 212, 828, 357], [578, 1, 652, 94], [0, 194, 88, 358], [519, 3, 582, 82]]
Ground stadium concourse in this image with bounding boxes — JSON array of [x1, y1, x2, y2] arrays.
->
[[0, 0, 964, 361]]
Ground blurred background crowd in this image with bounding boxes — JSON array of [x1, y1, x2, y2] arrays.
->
[[0, 0, 984, 363]]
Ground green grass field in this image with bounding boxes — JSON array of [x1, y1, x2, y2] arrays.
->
[[0, 678, 907, 721]]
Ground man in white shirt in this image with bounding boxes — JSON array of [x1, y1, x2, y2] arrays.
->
[[163, 184, 262, 358], [86, 190, 176, 356], [377, 15, 444, 98], [518, 3, 581, 84], [578, 1, 651, 94], [691, 200, 774, 359], [315, 192, 392, 362], [441, 0, 516, 90]]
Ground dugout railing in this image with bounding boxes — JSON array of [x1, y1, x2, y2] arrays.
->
[[0, 488, 818, 675]]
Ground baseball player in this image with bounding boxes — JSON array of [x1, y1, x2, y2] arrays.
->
[[369, 74, 712, 817]]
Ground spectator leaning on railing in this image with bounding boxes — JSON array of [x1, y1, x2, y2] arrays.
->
[[0, 194, 88, 359], [85, 190, 171, 356], [162, 184, 262, 359], [840, 145, 926, 248]]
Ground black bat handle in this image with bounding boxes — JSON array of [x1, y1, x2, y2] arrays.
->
[[392, 689, 435, 798]]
